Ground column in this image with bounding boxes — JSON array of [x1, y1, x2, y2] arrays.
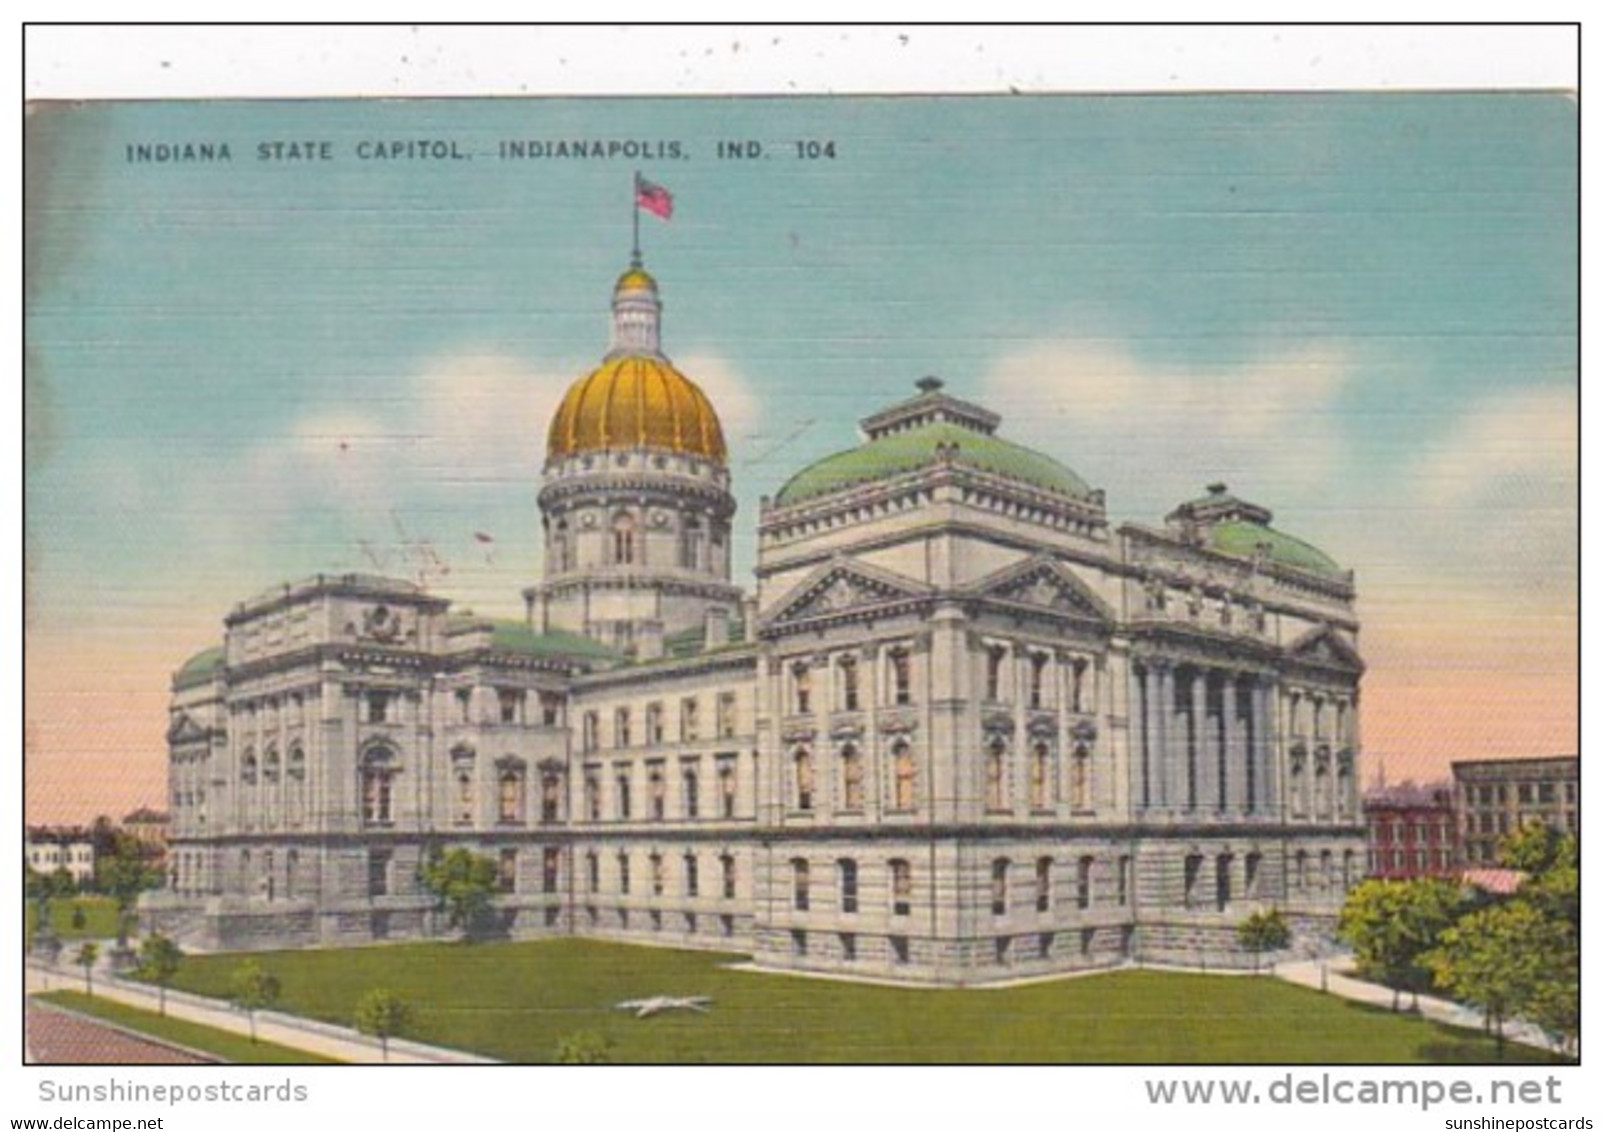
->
[[1183, 670, 1206, 813], [1130, 663, 1148, 812], [1197, 671, 1220, 815], [1153, 664, 1174, 813], [1225, 677, 1249, 815]]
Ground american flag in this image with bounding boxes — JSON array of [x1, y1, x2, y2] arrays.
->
[[636, 177, 673, 221]]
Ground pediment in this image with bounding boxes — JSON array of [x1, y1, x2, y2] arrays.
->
[[1286, 624, 1364, 672], [166, 712, 209, 745], [971, 555, 1111, 622], [767, 558, 932, 627]]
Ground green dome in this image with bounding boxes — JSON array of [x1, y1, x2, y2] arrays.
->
[[173, 645, 225, 689], [1209, 520, 1344, 579], [775, 421, 1092, 506]]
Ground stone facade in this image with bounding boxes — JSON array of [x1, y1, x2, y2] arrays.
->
[[145, 262, 1365, 984], [1452, 756, 1578, 866]]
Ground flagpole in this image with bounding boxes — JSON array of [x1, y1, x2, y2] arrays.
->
[[631, 170, 641, 266]]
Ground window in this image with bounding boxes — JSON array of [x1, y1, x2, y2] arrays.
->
[[617, 853, 631, 895], [1076, 856, 1094, 910], [793, 748, 815, 811], [612, 511, 637, 564], [586, 852, 600, 894], [839, 932, 857, 962], [1035, 857, 1052, 912], [540, 693, 562, 727], [793, 663, 812, 715], [718, 757, 737, 818], [840, 746, 864, 811], [648, 762, 666, 821], [889, 649, 912, 706], [456, 688, 472, 722], [986, 737, 1007, 811], [1029, 652, 1048, 710], [1294, 850, 1309, 889], [679, 517, 701, 570], [890, 859, 912, 916], [890, 935, 911, 964], [1215, 854, 1233, 911], [682, 765, 700, 819], [1070, 743, 1089, 810], [716, 692, 736, 739], [1033, 742, 1056, 810], [684, 854, 699, 897], [368, 850, 391, 897], [498, 848, 518, 893], [366, 692, 391, 724], [361, 750, 395, 826], [455, 766, 474, 825], [1245, 851, 1262, 899], [721, 854, 736, 899], [985, 645, 1006, 701], [839, 655, 860, 712], [1071, 657, 1089, 713], [791, 929, 808, 957], [241, 750, 257, 785], [498, 689, 522, 725], [498, 763, 526, 824], [1116, 855, 1131, 906], [583, 712, 599, 752], [584, 768, 601, 821], [681, 697, 700, 741], [615, 770, 632, 820], [614, 707, 632, 748], [792, 859, 810, 910], [650, 853, 665, 896], [540, 769, 561, 822], [1183, 853, 1205, 908], [893, 742, 916, 810], [839, 859, 859, 913]]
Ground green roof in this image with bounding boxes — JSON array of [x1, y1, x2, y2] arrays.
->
[[1209, 520, 1344, 579], [775, 421, 1091, 506], [173, 645, 225, 689], [484, 620, 622, 662], [662, 619, 747, 658]]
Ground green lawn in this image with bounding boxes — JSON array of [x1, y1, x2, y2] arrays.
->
[[25, 897, 122, 946], [36, 992, 341, 1065], [162, 939, 1560, 1064]]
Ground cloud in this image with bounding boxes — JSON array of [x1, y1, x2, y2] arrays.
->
[[982, 336, 1353, 516]]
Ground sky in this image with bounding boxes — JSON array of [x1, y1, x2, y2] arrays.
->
[[24, 93, 1577, 822]]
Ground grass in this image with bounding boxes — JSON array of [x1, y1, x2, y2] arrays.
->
[[162, 938, 1564, 1065], [26, 896, 122, 946], [36, 991, 341, 1065]]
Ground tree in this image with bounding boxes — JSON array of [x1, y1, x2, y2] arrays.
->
[[73, 942, 100, 996], [354, 989, 413, 1062], [96, 842, 162, 950], [1236, 909, 1291, 972], [1424, 901, 1549, 1057], [137, 934, 184, 1017], [1497, 821, 1565, 874], [1337, 877, 1462, 1011], [418, 847, 500, 941], [229, 960, 281, 1043], [554, 1030, 614, 1064]]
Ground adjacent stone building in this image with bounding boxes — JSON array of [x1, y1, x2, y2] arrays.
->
[[145, 259, 1365, 983]]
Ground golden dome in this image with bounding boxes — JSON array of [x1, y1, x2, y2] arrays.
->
[[615, 267, 658, 293], [547, 354, 727, 463]]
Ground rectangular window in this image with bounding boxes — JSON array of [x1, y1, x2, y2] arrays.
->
[[583, 712, 599, 752], [839, 932, 857, 962], [646, 702, 664, 745], [542, 847, 560, 894], [717, 692, 737, 739], [366, 692, 391, 724], [792, 859, 810, 911], [650, 854, 665, 897], [684, 854, 699, 897], [499, 689, 522, 725], [718, 757, 737, 818], [648, 761, 666, 821], [890, 650, 912, 706], [1183, 854, 1204, 908], [1117, 855, 1131, 906], [1035, 857, 1052, 913], [991, 859, 1009, 916], [721, 854, 736, 900], [890, 935, 911, 964], [839, 859, 859, 914], [497, 848, 518, 893], [368, 850, 391, 897], [455, 688, 472, 723], [615, 708, 632, 748], [891, 860, 912, 916], [1076, 856, 1094, 910], [618, 853, 631, 895], [682, 764, 700, 819], [681, 697, 699, 742], [616, 770, 632, 820], [587, 852, 600, 894], [584, 768, 601, 821], [540, 693, 562, 727]]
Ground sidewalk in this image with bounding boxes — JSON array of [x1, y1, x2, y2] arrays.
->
[[1272, 959, 1558, 1054], [26, 954, 496, 1065]]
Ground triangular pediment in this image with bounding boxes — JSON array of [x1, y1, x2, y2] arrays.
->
[[767, 557, 932, 627], [1286, 624, 1364, 672], [166, 712, 209, 744], [971, 555, 1112, 622]]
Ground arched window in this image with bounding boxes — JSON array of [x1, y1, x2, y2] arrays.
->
[[286, 746, 306, 825], [552, 520, 571, 573], [241, 749, 258, 786], [1070, 742, 1089, 810], [893, 741, 916, 810], [986, 737, 1007, 811], [679, 516, 701, 570], [611, 510, 637, 565], [840, 745, 864, 811], [791, 859, 810, 910], [793, 748, 815, 811], [497, 761, 526, 824], [1033, 741, 1056, 811], [649, 763, 666, 820], [360, 747, 395, 826]]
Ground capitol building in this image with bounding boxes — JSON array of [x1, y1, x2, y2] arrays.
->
[[146, 259, 1365, 983]]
